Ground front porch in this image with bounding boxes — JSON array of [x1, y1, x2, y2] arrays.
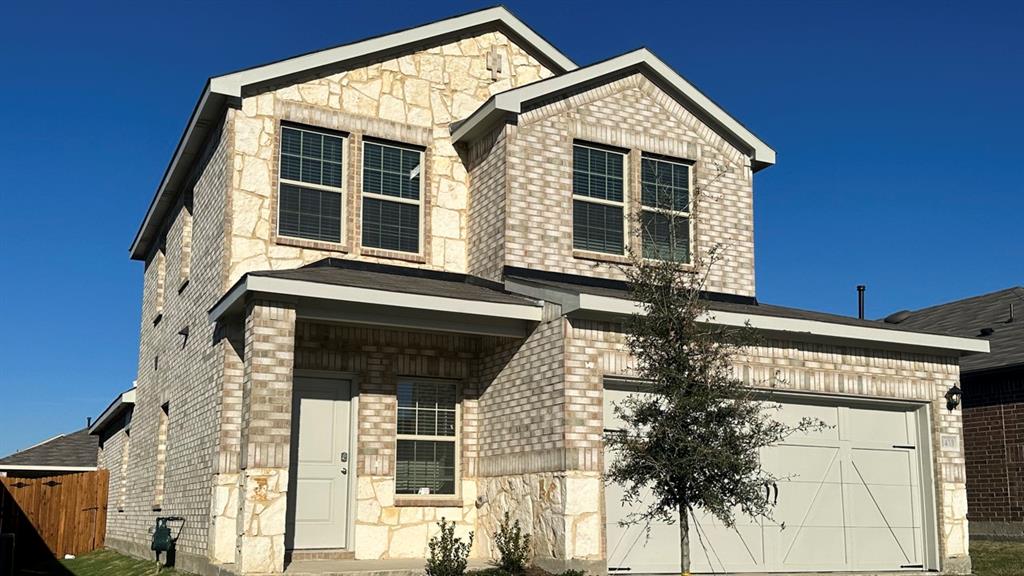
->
[[206, 260, 603, 574]]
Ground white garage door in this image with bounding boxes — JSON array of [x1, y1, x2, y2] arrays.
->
[[604, 386, 934, 574]]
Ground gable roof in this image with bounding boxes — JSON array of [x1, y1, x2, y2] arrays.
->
[[129, 6, 577, 261], [0, 428, 98, 471], [887, 287, 1024, 374], [451, 48, 776, 169]]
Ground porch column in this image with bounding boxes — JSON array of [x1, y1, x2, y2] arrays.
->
[[236, 299, 296, 574]]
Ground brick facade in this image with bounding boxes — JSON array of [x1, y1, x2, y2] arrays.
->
[[961, 371, 1024, 538]]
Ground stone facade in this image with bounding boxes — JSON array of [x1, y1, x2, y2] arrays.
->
[[226, 31, 554, 286]]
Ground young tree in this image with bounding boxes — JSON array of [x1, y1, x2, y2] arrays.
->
[[604, 163, 822, 575]]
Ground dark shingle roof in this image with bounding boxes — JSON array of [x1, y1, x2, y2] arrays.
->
[[889, 287, 1024, 373], [505, 272, 957, 336], [0, 428, 98, 469], [249, 259, 539, 307]]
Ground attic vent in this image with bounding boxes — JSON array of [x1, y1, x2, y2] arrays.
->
[[884, 310, 913, 324]]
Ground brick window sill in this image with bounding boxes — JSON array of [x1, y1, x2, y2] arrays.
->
[[393, 497, 463, 508], [275, 235, 350, 254], [360, 247, 427, 264]]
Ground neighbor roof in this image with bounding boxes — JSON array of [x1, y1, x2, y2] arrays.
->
[[451, 48, 776, 169], [130, 6, 577, 261], [503, 270, 989, 355], [887, 287, 1024, 373], [0, 428, 98, 471]]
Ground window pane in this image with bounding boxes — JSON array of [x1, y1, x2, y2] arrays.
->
[[641, 157, 689, 212], [362, 197, 419, 253], [397, 408, 416, 435], [573, 145, 624, 202], [642, 211, 690, 262], [572, 200, 623, 254], [396, 440, 456, 495], [364, 142, 422, 201], [280, 127, 344, 189], [278, 184, 342, 243]]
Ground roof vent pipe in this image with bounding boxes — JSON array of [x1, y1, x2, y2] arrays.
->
[[857, 285, 866, 320], [87, 416, 92, 427]]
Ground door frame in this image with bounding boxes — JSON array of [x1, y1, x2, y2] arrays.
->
[[601, 380, 941, 572], [291, 369, 360, 551]]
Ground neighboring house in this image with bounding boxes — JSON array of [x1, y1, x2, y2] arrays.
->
[[111, 6, 989, 575], [0, 429, 97, 478], [89, 388, 136, 525], [887, 288, 1024, 540]]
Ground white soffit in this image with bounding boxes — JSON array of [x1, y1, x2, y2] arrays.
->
[[452, 48, 776, 168]]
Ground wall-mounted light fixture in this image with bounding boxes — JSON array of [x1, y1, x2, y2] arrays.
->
[[945, 384, 962, 411]]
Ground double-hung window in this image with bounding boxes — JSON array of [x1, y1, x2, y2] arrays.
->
[[361, 141, 423, 253], [395, 380, 458, 496], [572, 143, 626, 254], [278, 125, 345, 244], [640, 154, 691, 262]]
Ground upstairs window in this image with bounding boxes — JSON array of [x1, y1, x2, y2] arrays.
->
[[640, 154, 691, 262], [361, 141, 423, 253], [395, 380, 458, 496], [278, 125, 345, 243], [572, 143, 625, 254]]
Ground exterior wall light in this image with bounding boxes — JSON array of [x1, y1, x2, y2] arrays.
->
[[945, 384, 962, 411]]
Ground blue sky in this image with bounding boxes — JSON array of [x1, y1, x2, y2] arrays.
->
[[0, 0, 1021, 454]]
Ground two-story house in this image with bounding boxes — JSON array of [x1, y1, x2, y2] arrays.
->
[[111, 7, 988, 575]]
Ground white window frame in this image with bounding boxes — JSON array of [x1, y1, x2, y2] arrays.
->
[[277, 124, 347, 244], [360, 140, 425, 255], [572, 142, 628, 256], [393, 378, 461, 499], [640, 154, 693, 263]]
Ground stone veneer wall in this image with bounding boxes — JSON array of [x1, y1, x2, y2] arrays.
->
[[227, 31, 554, 285], [503, 73, 757, 297], [111, 118, 232, 572], [567, 317, 972, 574]]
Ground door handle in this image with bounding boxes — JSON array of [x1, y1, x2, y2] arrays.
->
[[340, 467, 348, 475], [772, 482, 778, 505]]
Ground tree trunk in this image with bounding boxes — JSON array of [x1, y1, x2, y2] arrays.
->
[[679, 502, 690, 575]]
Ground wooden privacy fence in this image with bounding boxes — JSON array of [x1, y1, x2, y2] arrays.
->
[[0, 470, 108, 559]]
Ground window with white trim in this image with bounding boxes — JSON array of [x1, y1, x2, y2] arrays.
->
[[572, 143, 625, 254], [395, 380, 458, 496], [278, 125, 345, 243], [640, 154, 691, 262], [361, 141, 423, 253]]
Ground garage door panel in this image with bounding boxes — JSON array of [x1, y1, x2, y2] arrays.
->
[[690, 515, 766, 573], [606, 519, 680, 574], [847, 408, 912, 444], [845, 483, 918, 528], [768, 402, 841, 442], [848, 527, 921, 569], [773, 481, 845, 528], [773, 526, 848, 569], [849, 449, 915, 486], [763, 444, 840, 481]]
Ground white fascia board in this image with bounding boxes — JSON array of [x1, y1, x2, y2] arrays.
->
[[576, 294, 990, 354], [88, 389, 137, 436], [209, 7, 576, 99], [209, 275, 543, 323], [453, 49, 775, 166], [0, 465, 97, 472]]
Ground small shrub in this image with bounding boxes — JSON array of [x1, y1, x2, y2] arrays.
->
[[427, 518, 474, 576], [493, 511, 531, 574]]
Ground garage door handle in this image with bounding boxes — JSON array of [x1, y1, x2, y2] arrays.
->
[[772, 482, 778, 505]]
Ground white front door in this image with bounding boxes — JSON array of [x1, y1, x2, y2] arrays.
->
[[288, 376, 352, 550], [603, 386, 932, 574]]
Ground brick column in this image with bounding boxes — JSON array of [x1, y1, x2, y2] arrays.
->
[[235, 299, 296, 574]]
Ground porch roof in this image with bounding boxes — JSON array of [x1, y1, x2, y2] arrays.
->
[[503, 269, 990, 355], [209, 259, 543, 337]]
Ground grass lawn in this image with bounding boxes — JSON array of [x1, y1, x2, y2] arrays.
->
[[972, 539, 1024, 576], [14, 542, 1023, 575]]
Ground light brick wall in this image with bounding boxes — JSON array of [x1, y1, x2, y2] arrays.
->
[[466, 124, 508, 281], [113, 116, 232, 564], [503, 73, 757, 297], [97, 427, 131, 541]]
